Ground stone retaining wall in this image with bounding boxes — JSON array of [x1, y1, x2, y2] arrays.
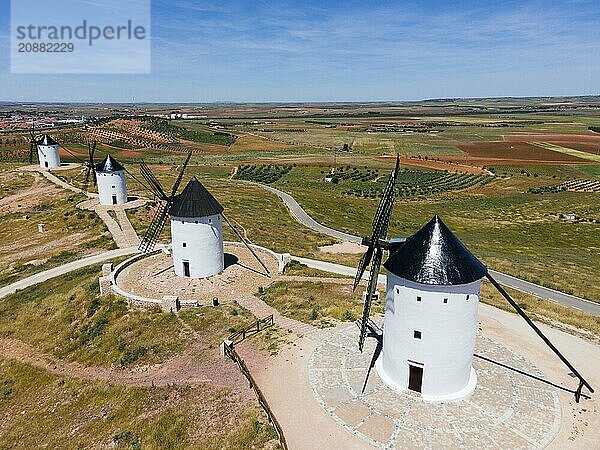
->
[[110, 242, 284, 311]]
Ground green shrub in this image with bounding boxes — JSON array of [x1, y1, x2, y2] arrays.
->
[[342, 310, 355, 321]]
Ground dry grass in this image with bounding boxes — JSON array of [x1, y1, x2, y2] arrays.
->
[[259, 280, 382, 327], [0, 359, 277, 449], [0, 168, 115, 286], [0, 265, 187, 367]]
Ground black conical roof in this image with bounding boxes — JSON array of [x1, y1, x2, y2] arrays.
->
[[384, 215, 487, 285], [95, 154, 124, 172], [37, 134, 58, 146], [169, 177, 224, 218]]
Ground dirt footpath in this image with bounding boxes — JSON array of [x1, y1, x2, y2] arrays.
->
[[0, 172, 63, 214], [239, 327, 376, 449], [0, 336, 250, 393]]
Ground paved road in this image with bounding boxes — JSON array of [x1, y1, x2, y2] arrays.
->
[[251, 182, 600, 316], [487, 271, 600, 316], [291, 255, 386, 285], [0, 247, 138, 299], [291, 256, 600, 316], [246, 182, 361, 243]]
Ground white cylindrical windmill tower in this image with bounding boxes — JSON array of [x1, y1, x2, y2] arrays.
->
[[95, 155, 128, 205], [376, 215, 487, 402], [36, 134, 61, 169], [169, 177, 224, 278]]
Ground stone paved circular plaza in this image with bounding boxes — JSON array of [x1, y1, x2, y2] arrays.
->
[[116, 244, 279, 304], [308, 323, 561, 449]]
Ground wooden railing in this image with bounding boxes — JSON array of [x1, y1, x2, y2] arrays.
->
[[228, 314, 274, 345], [222, 315, 287, 449]]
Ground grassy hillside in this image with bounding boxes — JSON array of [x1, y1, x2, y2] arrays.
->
[[0, 359, 277, 449]]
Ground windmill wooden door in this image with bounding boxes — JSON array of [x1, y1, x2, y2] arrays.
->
[[408, 364, 423, 393], [183, 261, 190, 277]]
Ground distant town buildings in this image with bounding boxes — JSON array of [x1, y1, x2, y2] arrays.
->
[[0, 114, 86, 131], [168, 112, 207, 120]]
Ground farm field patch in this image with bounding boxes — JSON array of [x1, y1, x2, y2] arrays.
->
[[525, 141, 600, 155], [504, 131, 600, 143], [531, 141, 600, 163], [457, 141, 589, 163]]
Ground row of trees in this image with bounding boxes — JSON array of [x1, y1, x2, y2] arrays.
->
[[341, 173, 493, 199], [145, 120, 237, 146], [234, 165, 293, 184]]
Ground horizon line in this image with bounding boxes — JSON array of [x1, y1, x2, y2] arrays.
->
[[1, 94, 600, 106]]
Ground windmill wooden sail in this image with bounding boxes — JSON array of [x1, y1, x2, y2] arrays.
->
[[353, 155, 400, 352]]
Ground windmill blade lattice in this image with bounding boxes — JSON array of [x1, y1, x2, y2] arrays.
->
[[358, 247, 383, 351], [169, 151, 192, 197], [353, 157, 399, 291], [28, 124, 36, 164], [354, 155, 400, 352], [82, 142, 97, 193], [353, 246, 374, 291], [139, 201, 171, 253], [138, 151, 193, 253], [140, 160, 168, 200]]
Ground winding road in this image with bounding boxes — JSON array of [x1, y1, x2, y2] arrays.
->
[[1, 172, 598, 317], [250, 183, 600, 316], [249, 182, 360, 243], [0, 247, 138, 299]]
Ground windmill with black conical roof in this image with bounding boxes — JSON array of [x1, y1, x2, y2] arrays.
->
[[353, 164, 593, 403], [94, 154, 128, 205], [377, 215, 487, 401], [32, 132, 61, 170], [137, 153, 270, 279]]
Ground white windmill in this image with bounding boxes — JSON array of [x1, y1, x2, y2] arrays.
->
[[63, 140, 130, 205], [353, 156, 593, 403], [169, 177, 225, 278], [28, 132, 61, 170], [378, 215, 486, 401], [94, 155, 128, 205], [137, 152, 270, 279]]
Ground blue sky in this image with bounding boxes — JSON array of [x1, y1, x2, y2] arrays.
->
[[0, 0, 598, 102]]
